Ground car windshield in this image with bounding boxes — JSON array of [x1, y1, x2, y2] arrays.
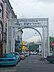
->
[[4, 53, 15, 58], [51, 53, 54, 56]]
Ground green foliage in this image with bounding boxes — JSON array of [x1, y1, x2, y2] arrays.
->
[[28, 42, 39, 51], [50, 37, 54, 43], [50, 36, 54, 51]]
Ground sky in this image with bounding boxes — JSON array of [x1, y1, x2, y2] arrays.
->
[[9, 0, 54, 41]]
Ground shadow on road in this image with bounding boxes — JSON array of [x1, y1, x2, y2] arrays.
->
[[0, 65, 15, 68]]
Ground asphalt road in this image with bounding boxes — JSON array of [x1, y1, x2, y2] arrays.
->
[[0, 55, 54, 72]]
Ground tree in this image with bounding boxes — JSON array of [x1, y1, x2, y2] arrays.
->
[[28, 42, 39, 51]]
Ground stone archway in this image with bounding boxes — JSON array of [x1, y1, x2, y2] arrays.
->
[[7, 18, 50, 58]]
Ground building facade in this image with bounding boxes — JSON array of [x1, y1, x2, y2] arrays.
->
[[15, 29, 23, 50], [0, 0, 23, 54], [1, 0, 17, 54], [0, 0, 3, 55]]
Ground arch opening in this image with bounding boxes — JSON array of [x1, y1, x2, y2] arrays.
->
[[15, 27, 42, 56]]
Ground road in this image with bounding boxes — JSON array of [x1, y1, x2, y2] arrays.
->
[[0, 55, 54, 72]]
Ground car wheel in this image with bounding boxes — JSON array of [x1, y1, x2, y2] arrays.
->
[[50, 61, 53, 63], [17, 60, 18, 64], [14, 61, 17, 66]]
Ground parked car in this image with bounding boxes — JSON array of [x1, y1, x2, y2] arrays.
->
[[24, 52, 30, 57], [30, 51, 37, 55], [33, 52, 37, 55], [30, 51, 34, 55], [47, 53, 54, 63], [0, 52, 20, 66], [19, 52, 25, 60], [50, 51, 53, 56], [12, 52, 21, 62]]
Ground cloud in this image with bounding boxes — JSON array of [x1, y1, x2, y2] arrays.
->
[[26, 36, 41, 43], [36, 0, 54, 3], [9, 0, 54, 37]]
